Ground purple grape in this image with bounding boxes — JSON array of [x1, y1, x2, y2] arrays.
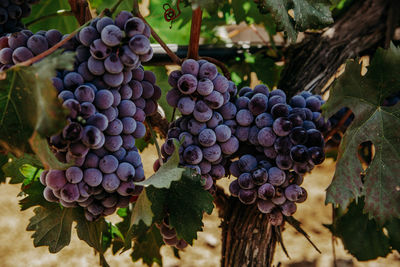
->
[[306, 96, 321, 112], [269, 209, 283, 226], [255, 113, 273, 128], [305, 129, 324, 147], [62, 122, 83, 142], [210, 164, 225, 179], [202, 144, 221, 163], [103, 72, 124, 87], [45, 170, 67, 190], [104, 135, 123, 152], [273, 117, 293, 136], [257, 127, 276, 147], [290, 95, 306, 108], [60, 183, 80, 202], [193, 100, 212, 122], [236, 96, 250, 110], [115, 10, 133, 29], [101, 107, 118, 121], [281, 201, 297, 216], [218, 102, 237, 120], [101, 24, 122, 47], [268, 167, 285, 186], [236, 109, 254, 126], [104, 53, 124, 74], [276, 154, 293, 170], [79, 26, 99, 46], [117, 181, 136, 196], [197, 78, 213, 96], [249, 93, 268, 115], [43, 187, 58, 202], [238, 155, 258, 172], [235, 126, 249, 142], [308, 146, 325, 165], [132, 122, 146, 138], [252, 168, 268, 185], [177, 97, 195, 115], [179, 131, 194, 147], [204, 91, 224, 109], [257, 199, 275, 214], [27, 34, 48, 55], [129, 34, 150, 55], [220, 136, 239, 155], [258, 183, 275, 200], [238, 189, 257, 204], [177, 74, 197, 95], [238, 173, 255, 189], [65, 167, 83, 184], [199, 62, 218, 80], [271, 103, 289, 118], [102, 173, 120, 192], [183, 145, 203, 164], [268, 95, 285, 109], [124, 17, 145, 37], [290, 145, 309, 163], [0, 47, 12, 64], [12, 46, 33, 63], [88, 56, 105, 75]]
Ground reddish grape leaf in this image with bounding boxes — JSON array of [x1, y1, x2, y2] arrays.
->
[[323, 45, 400, 223], [0, 50, 74, 154]]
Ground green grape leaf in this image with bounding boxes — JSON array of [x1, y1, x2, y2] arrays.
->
[[0, 153, 7, 183], [75, 213, 107, 253], [147, 169, 214, 244], [262, 0, 333, 41], [0, 51, 74, 155], [328, 199, 391, 261], [136, 140, 184, 188], [323, 45, 400, 223], [27, 206, 75, 253], [19, 180, 51, 211], [190, 0, 225, 13], [89, 0, 134, 16], [22, 0, 79, 34], [131, 190, 154, 227], [131, 224, 163, 266], [2, 154, 42, 184], [112, 208, 131, 255]]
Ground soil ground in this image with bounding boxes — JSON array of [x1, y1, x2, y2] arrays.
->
[[0, 144, 399, 267]]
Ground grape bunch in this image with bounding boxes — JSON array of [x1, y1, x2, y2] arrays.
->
[[0, 0, 39, 35], [227, 86, 329, 225], [0, 11, 161, 220], [163, 59, 238, 190]]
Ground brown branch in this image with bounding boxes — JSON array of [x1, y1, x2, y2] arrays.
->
[[324, 109, 353, 141], [200, 56, 231, 80], [187, 8, 202, 60], [68, 0, 92, 25], [137, 13, 182, 65]]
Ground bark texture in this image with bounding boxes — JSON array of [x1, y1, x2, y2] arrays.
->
[[279, 0, 400, 97], [220, 197, 277, 267], [68, 0, 92, 25]]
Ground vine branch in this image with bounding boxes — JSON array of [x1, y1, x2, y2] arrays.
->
[[68, 0, 92, 25], [187, 8, 202, 60]]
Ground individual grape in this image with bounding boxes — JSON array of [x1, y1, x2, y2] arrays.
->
[[306, 129, 324, 147], [306, 96, 321, 112], [290, 145, 309, 163], [12, 46, 33, 63], [179, 132, 194, 147], [268, 167, 285, 186], [193, 100, 212, 122], [104, 135, 123, 152], [166, 88, 180, 108], [69, 142, 89, 158], [183, 145, 203, 164], [121, 117, 137, 134], [79, 26, 99, 47], [74, 85, 95, 103], [249, 93, 268, 115], [188, 119, 206, 135], [181, 59, 199, 76], [274, 136, 292, 154], [45, 29, 62, 46], [199, 62, 218, 80], [296, 188, 307, 203], [238, 155, 258, 172], [210, 164, 225, 179], [0, 47, 12, 64], [238, 189, 257, 204], [238, 173, 255, 189], [289, 95, 306, 108], [252, 168, 268, 184], [257, 127, 276, 147], [132, 122, 146, 138], [268, 95, 285, 109], [113, 147, 126, 161], [60, 183, 80, 202], [275, 154, 293, 170], [115, 10, 133, 29], [43, 187, 58, 202], [235, 126, 249, 142], [101, 107, 118, 122], [117, 181, 136, 196], [45, 170, 67, 190], [236, 96, 250, 110], [119, 45, 139, 67], [269, 209, 283, 226], [116, 162, 135, 181], [202, 144, 221, 163], [65, 166, 83, 184], [90, 39, 111, 60], [272, 117, 293, 136], [104, 53, 124, 74], [119, 100, 136, 117], [204, 91, 224, 109], [63, 72, 84, 90], [220, 136, 239, 155], [236, 109, 253, 126], [215, 124, 231, 142], [253, 84, 269, 96], [212, 74, 229, 93], [94, 90, 114, 110], [100, 24, 122, 47], [98, 155, 119, 174], [255, 113, 273, 128], [87, 56, 105, 76], [197, 78, 214, 96], [271, 103, 289, 118], [102, 173, 120, 192], [177, 97, 195, 115], [218, 102, 236, 120], [281, 201, 297, 216], [87, 113, 109, 132], [83, 153, 99, 169], [257, 199, 275, 214], [308, 146, 325, 164], [62, 122, 83, 142], [103, 72, 124, 87], [129, 34, 150, 55], [229, 179, 240, 197], [39, 170, 48, 186], [124, 17, 145, 37]]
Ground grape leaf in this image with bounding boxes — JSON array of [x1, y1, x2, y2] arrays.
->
[[323, 45, 400, 223], [89, 0, 134, 16], [328, 199, 392, 261], [0, 51, 74, 155], [131, 190, 154, 227], [130, 224, 163, 266], [147, 169, 214, 244], [27, 206, 75, 253], [261, 0, 333, 41], [22, 0, 78, 34], [2, 154, 42, 184], [112, 208, 131, 254], [136, 140, 184, 188]]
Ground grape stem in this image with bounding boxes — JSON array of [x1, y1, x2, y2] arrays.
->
[[135, 13, 182, 65], [324, 109, 353, 141], [25, 10, 75, 27], [200, 56, 231, 80], [146, 119, 163, 166], [187, 8, 203, 60], [68, 0, 92, 25]]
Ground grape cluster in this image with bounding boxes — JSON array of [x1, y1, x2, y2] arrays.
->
[[0, 11, 160, 220], [0, 0, 39, 35], [163, 59, 238, 190], [228, 86, 329, 224]]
